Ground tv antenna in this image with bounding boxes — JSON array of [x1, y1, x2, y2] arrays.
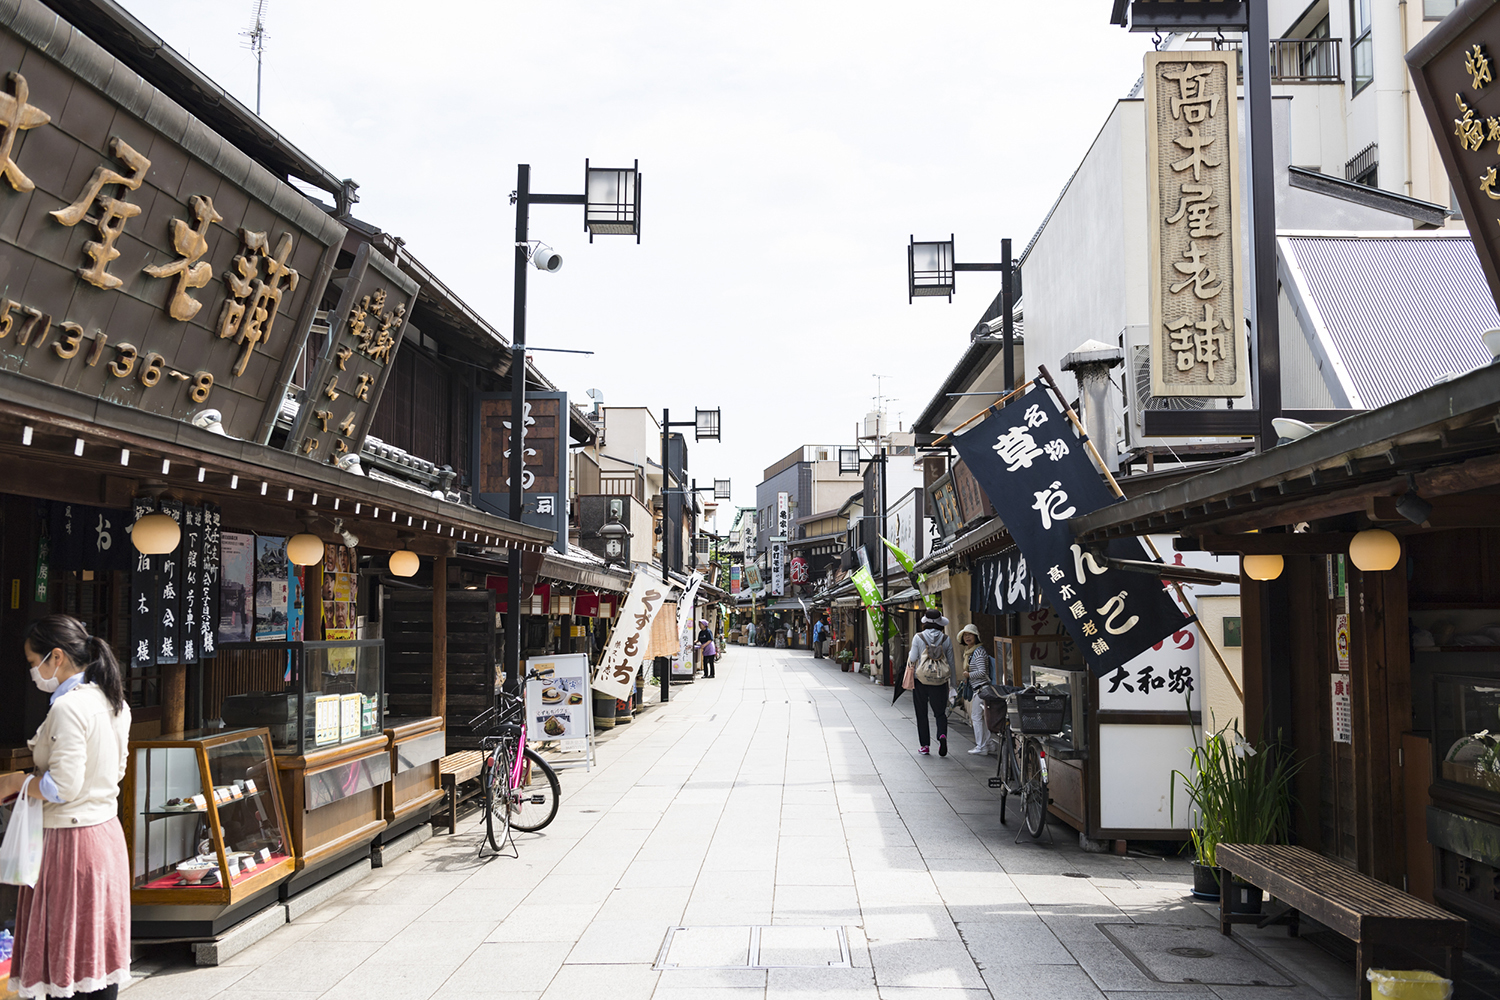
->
[[240, 0, 268, 116], [872, 373, 895, 414]]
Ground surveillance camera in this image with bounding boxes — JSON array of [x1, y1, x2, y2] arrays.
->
[[190, 408, 229, 436], [532, 245, 563, 273], [336, 453, 364, 475]]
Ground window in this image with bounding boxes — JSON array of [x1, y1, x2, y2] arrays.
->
[[1345, 142, 1379, 187], [1424, 0, 1457, 18], [1350, 0, 1373, 94]]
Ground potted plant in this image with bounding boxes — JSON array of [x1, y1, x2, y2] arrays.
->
[[836, 649, 854, 671], [1172, 718, 1300, 910]]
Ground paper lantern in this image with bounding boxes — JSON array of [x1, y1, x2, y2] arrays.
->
[[287, 533, 325, 566], [388, 549, 420, 577], [1242, 554, 1284, 581], [1349, 529, 1400, 572], [132, 512, 181, 554]]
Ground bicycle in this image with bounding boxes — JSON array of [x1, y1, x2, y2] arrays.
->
[[469, 672, 562, 854], [982, 685, 1053, 842]]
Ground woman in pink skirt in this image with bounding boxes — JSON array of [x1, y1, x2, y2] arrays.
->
[[1, 615, 132, 1000]]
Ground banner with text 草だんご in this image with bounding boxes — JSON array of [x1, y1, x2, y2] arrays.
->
[[592, 571, 672, 699], [949, 389, 1191, 677]]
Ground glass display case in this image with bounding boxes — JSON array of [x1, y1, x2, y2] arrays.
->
[[123, 728, 295, 905], [213, 640, 385, 755], [1435, 673, 1500, 796]]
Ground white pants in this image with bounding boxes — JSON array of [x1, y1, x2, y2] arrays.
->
[[971, 695, 993, 748]]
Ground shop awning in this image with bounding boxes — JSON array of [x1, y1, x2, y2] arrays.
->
[[537, 551, 632, 594], [881, 587, 922, 607], [1070, 361, 1500, 542]]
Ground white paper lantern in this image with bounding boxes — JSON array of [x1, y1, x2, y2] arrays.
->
[[287, 533, 325, 566], [389, 549, 420, 577], [132, 512, 181, 554]]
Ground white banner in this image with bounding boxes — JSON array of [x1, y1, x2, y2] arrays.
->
[[676, 572, 703, 643], [592, 572, 671, 699]]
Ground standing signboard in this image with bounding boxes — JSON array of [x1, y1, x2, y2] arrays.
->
[[526, 652, 593, 770], [288, 242, 419, 466], [771, 492, 788, 596], [949, 388, 1192, 677], [0, 7, 344, 440], [1144, 50, 1248, 399], [593, 572, 670, 699], [475, 391, 570, 553]]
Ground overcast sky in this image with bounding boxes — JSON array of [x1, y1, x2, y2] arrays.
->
[[119, 0, 1152, 525]]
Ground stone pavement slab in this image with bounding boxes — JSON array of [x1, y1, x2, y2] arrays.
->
[[123, 647, 1352, 1000]]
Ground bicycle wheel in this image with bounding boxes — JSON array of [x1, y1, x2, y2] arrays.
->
[[509, 748, 561, 832], [483, 743, 514, 851], [1020, 739, 1048, 839]]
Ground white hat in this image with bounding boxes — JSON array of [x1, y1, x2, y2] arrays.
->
[[958, 623, 981, 640]]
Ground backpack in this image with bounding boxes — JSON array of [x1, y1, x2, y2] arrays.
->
[[913, 632, 950, 685]]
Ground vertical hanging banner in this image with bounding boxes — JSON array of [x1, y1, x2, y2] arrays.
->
[[180, 506, 202, 664], [129, 498, 157, 673], [970, 548, 1036, 617], [1144, 50, 1247, 399], [155, 499, 184, 666], [201, 504, 220, 659], [474, 391, 570, 553], [593, 572, 671, 699], [771, 492, 788, 596], [949, 389, 1191, 677]]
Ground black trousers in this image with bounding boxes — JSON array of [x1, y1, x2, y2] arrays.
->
[[912, 680, 948, 747], [703, 655, 716, 677]]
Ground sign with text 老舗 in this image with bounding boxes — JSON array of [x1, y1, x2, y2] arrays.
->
[[1408, 0, 1500, 310], [592, 571, 670, 699], [949, 388, 1192, 677], [1144, 50, 1247, 399], [288, 242, 417, 467], [474, 391, 569, 552], [0, 7, 344, 440]]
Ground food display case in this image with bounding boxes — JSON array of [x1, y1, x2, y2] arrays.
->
[[1434, 672, 1500, 795], [382, 716, 445, 841], [213, 640, 385, 755], [124, 728, 295, 937]]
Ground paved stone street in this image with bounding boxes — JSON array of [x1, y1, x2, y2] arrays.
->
[[124, 647, 1353, 1000]]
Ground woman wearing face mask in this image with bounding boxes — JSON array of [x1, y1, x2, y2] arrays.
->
[[0, 615, 132, 1000]]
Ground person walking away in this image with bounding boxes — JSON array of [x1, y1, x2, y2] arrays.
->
[[0, 615, 133, 1000], [812, 617, 827, 658], [696, 620, 718, 678], [959, 624, 998, 754], [904, 610, 954, 756]]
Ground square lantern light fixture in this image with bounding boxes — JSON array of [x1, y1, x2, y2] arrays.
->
[[838, 448, 860, 474], [714, 478, 732, 500], [695, 408, 721, 442], [908, 235, 955, 302], [584, 159, 641, 241]]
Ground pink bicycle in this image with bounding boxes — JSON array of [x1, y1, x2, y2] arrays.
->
[[470, 675, 561, 853]]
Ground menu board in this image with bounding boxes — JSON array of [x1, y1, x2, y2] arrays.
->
[[314, 694, 341, 746], [525, 653, 591, 743], [340, 693, 363, 743]]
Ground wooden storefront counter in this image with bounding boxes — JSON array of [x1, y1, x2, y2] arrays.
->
[[275, 734, 390, 875], [385, 716, 446, 831]]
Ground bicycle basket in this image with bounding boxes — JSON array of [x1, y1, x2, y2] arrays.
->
[[1010, 689, 1068, 735]]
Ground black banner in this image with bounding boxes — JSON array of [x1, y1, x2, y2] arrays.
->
[[156, 499, 184, 666], [971, 548, 1036, 617], [180, 506, 202, 664], [129, 498, 157, 673], [950, 389, 1191, 677], [201, 504, 220, 658], [49, 503, 133, 573]]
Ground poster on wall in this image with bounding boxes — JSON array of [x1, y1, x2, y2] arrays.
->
[[1097, 625, 1201, 712], [288, 565, 305, 643], [314, 694, 341, 746], [254, 536, 289, 641], [1332, 674, 1353, 744], [218, 532, 255, 644], [321, 542, 357, 640]]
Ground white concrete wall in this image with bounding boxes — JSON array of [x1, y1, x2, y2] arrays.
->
[[1196, 594, 1245, 733]]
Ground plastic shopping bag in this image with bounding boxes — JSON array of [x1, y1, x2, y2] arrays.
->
[[0, 777, 44, 887]]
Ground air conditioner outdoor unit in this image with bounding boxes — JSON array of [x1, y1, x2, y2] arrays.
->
[[1121, 326, 1236, 454]]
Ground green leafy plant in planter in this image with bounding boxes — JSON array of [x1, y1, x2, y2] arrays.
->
[[1172, 717, 1300, 906], [836, 650, 855, 671]]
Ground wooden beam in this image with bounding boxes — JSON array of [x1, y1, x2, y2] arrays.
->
[[1186, 533, 1357, 555], [431, 555, 448, 725], [162, 661, 186, 735], [1367, 492, 1500, 527]]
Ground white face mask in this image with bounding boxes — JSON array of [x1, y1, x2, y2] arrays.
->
[[30, 651, 62, 693]]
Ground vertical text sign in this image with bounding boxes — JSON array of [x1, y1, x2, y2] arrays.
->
[[1145, 50, 1247, 399]]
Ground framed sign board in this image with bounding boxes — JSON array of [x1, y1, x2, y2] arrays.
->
[[474, 391, 569, 552]]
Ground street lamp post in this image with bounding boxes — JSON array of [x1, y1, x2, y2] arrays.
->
[[846, 444, 891, 685], [655, 407, 722, 701], [907, 235, 1017, 390], [505, 160, 641, 696]]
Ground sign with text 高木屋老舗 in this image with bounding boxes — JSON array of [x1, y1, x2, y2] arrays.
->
[[0, 4, 345, 441], [1144, 49, 1248, 400], [949, 387, 1192, 678], [287, 242, 418, 465], [1408, 0, 1500, 310]]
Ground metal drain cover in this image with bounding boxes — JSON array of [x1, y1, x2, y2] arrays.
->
[[1097, 924, 1292, 986], [655, 925, 851, 969]]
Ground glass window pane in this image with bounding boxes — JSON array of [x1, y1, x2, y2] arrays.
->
[[1352, 36, 1373, 92], [206, 733, 288, 865], [1424, 0, 1457, 18], [132, 746, 205, 887]]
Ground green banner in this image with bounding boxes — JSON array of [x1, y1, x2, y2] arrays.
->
[[879, 534, 939, 609], [851, 566, 898, 642]]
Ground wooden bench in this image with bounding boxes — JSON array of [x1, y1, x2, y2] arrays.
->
[[434, 750, 485, 834], [1216, 844, 1466, 998]]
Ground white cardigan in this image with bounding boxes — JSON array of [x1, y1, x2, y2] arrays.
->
[[29, 681, 131, 829]]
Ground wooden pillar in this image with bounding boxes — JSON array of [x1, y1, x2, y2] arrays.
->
[[431, 555, 447, 724], [162, 661, 187, 734]]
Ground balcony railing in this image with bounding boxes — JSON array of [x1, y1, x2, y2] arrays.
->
[[1212, 37, 1343, 85]]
